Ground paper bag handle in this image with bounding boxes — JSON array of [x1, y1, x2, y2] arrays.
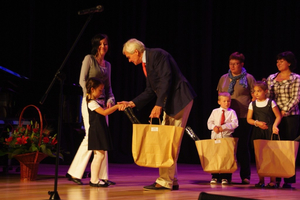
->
[[149, 118, 162, 125], [271, 133, 280, 140]]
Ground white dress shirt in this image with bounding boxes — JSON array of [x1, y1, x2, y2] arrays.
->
[[207, 107, 239, 139]]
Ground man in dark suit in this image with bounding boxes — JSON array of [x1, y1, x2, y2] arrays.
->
[[120, 38, 196, 190]]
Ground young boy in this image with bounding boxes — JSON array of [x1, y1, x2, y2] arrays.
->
[[207, 92, 239, 184]]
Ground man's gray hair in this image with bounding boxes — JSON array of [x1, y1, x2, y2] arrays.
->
[[122, 38, 145, 54]]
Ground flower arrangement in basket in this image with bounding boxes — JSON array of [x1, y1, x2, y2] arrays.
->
[[0, 105, 60, 159], [0, 105, 63, 181], [1, 121, 58, 159]]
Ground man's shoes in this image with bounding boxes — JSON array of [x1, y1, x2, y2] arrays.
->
[[66, 173, 83, 185], [172, 184, 179, 190], [89, 181, 109, 187], [143, 182, 171, 190], [242, 178, 250, 184], [282, 183, 292, 188], [101, 179, 116, 185]]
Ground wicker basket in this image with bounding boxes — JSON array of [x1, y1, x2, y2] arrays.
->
[[14, 152, 48, 181], [13, 105, 48, 181]]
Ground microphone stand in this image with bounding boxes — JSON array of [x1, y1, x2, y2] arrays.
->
[[39, 13, 95, 200]]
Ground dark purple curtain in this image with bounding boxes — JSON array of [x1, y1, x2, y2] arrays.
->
[[1, 0, 300, 164]]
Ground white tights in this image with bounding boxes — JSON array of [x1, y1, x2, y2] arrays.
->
[[90, 150, 105, 184]]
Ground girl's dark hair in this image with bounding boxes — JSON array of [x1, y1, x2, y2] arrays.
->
[[86, 77, 104, 102], [277, 51, 297, 71], [254, 79, 268, 91], [90, 33, 110, 55]]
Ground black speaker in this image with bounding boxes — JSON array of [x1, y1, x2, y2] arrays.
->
[[198, 192, 259, 200]]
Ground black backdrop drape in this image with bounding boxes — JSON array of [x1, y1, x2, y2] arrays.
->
[[1, 0, 300, 165]]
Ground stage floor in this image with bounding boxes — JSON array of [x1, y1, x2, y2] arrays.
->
[[0, 163, 299, 200]]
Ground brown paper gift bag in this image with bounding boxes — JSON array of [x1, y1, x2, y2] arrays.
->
[[132, 123, 184, 168], [253, 138, 299, 178], [195, 137, 238, 173]]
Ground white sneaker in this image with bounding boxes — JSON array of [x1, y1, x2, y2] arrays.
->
[[210, 178, 218, 184], [221, 179, 229, 185]]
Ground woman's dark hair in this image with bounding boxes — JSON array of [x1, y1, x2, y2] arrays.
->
[[277, 51, 297, 71], [86, 77, 104, 102], [229, 52, 245, 63], [90, 33, 110, 55]]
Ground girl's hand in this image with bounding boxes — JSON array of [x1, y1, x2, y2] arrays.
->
[[117, 101, 135, 108], [258, 121, 268, 130], [118, 104, 126, 111], [281, 110, 288, 117], [272, 126, 279, 134]]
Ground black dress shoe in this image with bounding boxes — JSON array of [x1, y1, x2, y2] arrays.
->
[[101, 179, 116, 185], [172, 184, 179, 190], [66, 173, 83, 185], [89, 181, 109, 187], [282, 183, 292, 188], [143, 182, 171, 190]]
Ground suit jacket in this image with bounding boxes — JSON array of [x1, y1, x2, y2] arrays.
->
[[132, 48, 196, 116]]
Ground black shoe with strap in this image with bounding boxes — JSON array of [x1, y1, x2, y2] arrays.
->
[[89, 181, 109, 187], [66, 173, 83, 185], [101, 179, 116, 185]]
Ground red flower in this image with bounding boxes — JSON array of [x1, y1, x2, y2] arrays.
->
[[33, 128, 39, 133], [5, 136, 13, 144], [43, 137, 49, 144], [51, 138, 57, 146], [27, 124, 32, 131], [15, 136, 29, 145]]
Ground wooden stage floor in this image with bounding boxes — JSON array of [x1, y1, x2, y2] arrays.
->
[[0, 163, 300, 200]]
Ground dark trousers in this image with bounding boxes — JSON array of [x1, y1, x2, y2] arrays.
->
[[276, 115, 300, 184], [232, 118, 251, 180]]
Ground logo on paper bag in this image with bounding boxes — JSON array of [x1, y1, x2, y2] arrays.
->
[[151, 127, 159, 132]]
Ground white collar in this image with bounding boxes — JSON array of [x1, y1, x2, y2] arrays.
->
[[142, 50, 146, 63]]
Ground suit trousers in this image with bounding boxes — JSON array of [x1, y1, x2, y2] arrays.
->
[[156, 100, 193, 189], [232, 118, 251, 181], [67, 97, 109, 180]]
